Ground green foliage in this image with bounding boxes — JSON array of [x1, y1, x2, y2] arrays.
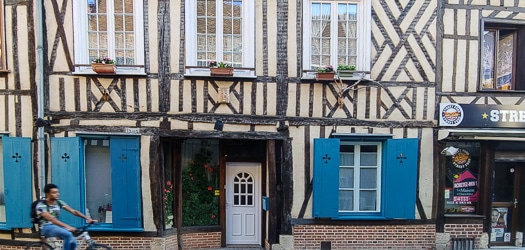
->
[[164, 181, 173, 224], [337, 64, 356, 70], [208, 61, 233, 68], [181, 144, 219, 226]]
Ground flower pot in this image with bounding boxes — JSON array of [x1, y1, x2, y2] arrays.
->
[[337, 70, 355, 78], [92, 63, 116, 74], [210, 67, 234, 76], [315, 72, 335, 81]]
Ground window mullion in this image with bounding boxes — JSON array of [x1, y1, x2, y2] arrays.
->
[[330, 3, 339, 67], [354, 145, 360, 211], [216, 1, 224, 60], [106, 1, 116, 60]]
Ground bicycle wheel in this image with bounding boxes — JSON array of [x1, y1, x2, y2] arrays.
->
[[87, 243, 112, 249], [24, 241, 54, 250]]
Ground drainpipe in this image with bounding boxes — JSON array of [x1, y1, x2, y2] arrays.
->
[[36, 0, 46, 197]]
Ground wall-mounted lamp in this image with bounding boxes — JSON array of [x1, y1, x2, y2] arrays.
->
[[214, 120, 224, 131], [34, 117, 50, 128], [440, 146, 459, 156]]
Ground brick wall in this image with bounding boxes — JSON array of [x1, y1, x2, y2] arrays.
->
[[444, 223, 483, 249], [181, 231, 221, 249], [2, 235, 179, 250], [293, 224, 436, 250]]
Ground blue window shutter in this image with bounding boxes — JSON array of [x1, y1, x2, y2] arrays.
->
[[313, 138, 340, 218], [383, 138, 418, 219], [2, 137, 32, 228], [110, 137, 141, 228], [51, 137, 82, 227]]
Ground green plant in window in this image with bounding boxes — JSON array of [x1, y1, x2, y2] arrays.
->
[[181, 144, 219, 226], [208, 61, 233, 68], [164, 181, 173, 225]]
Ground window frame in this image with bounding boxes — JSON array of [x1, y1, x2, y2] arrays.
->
[[313, 136, 418, 220], [0, 2, 5, 71], [185, 0, 256, 69], [50, 136, 143, 232], [339, 141, 382, 213], [480, 19, 525, 91], [73, 0, 145, 74], [302, 0, 371, 73]]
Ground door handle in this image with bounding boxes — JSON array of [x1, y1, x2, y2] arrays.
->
[[515, 198, 518, 208]]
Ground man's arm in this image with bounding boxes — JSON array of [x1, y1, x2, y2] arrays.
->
[[62, 205, 97, 224], [40, 211, 76, 232]]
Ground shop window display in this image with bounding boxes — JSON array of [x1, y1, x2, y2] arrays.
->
[[443, 142, 480, 214]]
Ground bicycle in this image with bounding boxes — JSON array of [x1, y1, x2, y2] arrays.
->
[[25, 223, 111, 250]]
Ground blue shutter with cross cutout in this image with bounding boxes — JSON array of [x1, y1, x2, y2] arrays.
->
[[313, 138, 340, 218], [3, 137, 32, 228], [110, 137, 141, 228], [51, 137, 82, 227], [383, 138, 418, 219]]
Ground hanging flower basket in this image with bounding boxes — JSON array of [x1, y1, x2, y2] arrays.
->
[[91, 63, 117, 74], [210, 67, 234, 76], [315, 72, 335, 81]]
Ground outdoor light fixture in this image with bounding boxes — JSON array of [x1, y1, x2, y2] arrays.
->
[[214, 120, 224, 131], [34, 117, 50, 128], [440, 146, 459, 156]]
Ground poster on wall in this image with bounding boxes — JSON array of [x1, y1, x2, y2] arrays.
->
[[452, 168, 478, 203], [490, 207, 509, 242]]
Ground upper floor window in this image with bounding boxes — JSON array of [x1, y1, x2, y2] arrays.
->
[[74, 0, 144, 73], [313, 137, 418, 220], [303, 0, 371, 72], [481, 22, 525, 91], [185, 0, 255, 68]]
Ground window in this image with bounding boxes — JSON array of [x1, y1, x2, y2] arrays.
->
[[185, 0, 255, 68], [51, 137, 142, 230], [481, 22, 525, 91], [313, 137, 418, 219], [443, 142, 480, 215], [0, 137, 32, 228], [303, 0, 371, 71], [74, 0, 144, 73]]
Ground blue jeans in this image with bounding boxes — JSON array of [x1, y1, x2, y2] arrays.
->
[[41, 224, 77, 250]]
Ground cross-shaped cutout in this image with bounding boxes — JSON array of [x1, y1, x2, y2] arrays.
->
[[322, 154, 331, 164], [12, 153, 21, 163], [62, 153, 70, 162], [119, 154, 127, 163], [397, 153, 407, 163]]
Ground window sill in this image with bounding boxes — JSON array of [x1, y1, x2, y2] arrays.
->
[[184, 67, 257, 80], [73, 65, 146, 77], [301, 70, 371, 83], [478, 89, 525, 93]]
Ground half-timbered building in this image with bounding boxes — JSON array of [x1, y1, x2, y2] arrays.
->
[[3, 0, 521, 249]]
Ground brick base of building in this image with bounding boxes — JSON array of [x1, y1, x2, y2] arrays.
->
[[293, 224, 436, 249]]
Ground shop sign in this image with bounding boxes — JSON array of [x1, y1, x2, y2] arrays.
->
[[440, 103, 525, 128]]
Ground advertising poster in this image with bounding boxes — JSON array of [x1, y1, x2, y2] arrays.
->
[[452, 168, 478, 203], [491, 207, 509, 242]]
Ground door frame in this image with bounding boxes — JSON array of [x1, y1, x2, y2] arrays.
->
[[225, 162, 262, 245], [490, 162, 522, 246]]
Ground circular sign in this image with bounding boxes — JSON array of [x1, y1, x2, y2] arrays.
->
[[441, 103, 464, 126]]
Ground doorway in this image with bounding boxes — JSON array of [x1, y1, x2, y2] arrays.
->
[[491, 162, 523, 246], [226, 162, 261, 245]]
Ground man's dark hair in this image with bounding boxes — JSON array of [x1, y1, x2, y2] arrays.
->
[[44, 183, 58, 194]]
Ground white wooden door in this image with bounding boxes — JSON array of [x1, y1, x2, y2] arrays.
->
[[226, 162, 261, 245]]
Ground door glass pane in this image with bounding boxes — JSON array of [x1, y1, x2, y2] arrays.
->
[[493, 164, 514, 202], [85, 139, 112, 224], [0, 139, 5, 222], [233, 172, 254, 206]]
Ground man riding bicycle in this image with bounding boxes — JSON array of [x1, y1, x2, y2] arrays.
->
[[37, 183, 96, 250]]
